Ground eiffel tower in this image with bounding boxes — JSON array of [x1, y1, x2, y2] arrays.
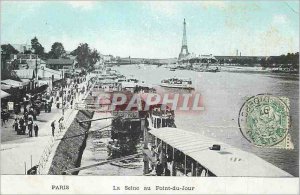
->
[[178, 18, 189, 60]]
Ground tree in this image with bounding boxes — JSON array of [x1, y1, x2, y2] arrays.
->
[[71, 43, 100, 71], [1, 44, 19, 55], [1, 44, 20, 80], [48, 42, 66, 59], [89, 49, 100, 70], [71, 43, 90, 69], [31, 36, 44, 57], [24, 49, 32, 54]]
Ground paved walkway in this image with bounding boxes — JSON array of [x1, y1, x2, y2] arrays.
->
[[1, 78, 91, 174], [42, 80, 94, 174]]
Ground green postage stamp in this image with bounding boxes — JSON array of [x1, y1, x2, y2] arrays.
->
[[239, 94, 294, 149]]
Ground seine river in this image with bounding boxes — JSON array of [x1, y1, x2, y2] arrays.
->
[[114, 65, 299, 176]]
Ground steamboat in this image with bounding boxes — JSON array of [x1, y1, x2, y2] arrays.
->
[[160, 77, 194, 89]]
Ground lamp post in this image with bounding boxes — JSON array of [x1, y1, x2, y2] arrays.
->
[[35, 54, 38, 88], [61, 65, 70, 116], [1, 50, 7, 72], [61, 67, 65, 116]]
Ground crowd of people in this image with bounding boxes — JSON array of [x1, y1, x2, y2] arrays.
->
[[147, 140, 211, 177], [148, 142, 173, 176], [1, 75, 89, 139]]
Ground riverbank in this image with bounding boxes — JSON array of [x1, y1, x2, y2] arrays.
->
[[48, 110, 94, 175], [1, 105, 67, 174], [78, 112, 143, 176], [1, 75, 93, 175]]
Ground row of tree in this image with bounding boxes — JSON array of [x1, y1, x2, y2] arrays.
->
[[261, 52, 299, 69], [1, 36, 101, 71], [218, 52, 299, 69]]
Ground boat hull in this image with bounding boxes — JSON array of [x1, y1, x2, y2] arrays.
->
[[159, 83, 194, 89]]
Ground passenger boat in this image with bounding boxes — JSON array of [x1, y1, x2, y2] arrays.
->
[[149, 107, 176, 128], [194, 65, 220, 73], [160, 77, 194, 89], [206, 67, 220, 72], [143, 127, 292, 177], [120, 76, 147, 91]]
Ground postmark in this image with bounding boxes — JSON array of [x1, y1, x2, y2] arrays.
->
[[238, 94, 292, 148]]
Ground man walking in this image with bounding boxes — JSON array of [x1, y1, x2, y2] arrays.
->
[[51, 120, 55, 136], [28, 119, 33, 137], [58, 117, 64, 132], [34, 123, 39, 137]]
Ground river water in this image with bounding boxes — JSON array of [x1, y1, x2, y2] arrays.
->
[[114, 65, 299, 176]]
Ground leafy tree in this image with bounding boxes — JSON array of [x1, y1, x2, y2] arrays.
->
[[31, 36, 44, 57], [1, 45, 20, 80], [71, 43, 90, 69], [259, 52, 299, 69], [1, 44, 19, 76], [24, 49, 32, 54], [89, 49, 100, 70], [71, 43, 100, 71], [1, 44, 19, 55], [48, 42, 66, 59]]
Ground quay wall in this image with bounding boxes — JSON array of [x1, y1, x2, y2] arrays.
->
[[48, 110, 94, 175]]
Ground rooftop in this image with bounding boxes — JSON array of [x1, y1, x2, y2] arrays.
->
[[46, 59, 74, 65], [149, 127, 292, 177], [14, 69, 35, 79], [1, 79, 26, 87]]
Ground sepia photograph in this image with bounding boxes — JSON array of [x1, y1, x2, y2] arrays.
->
[[0, 0, 299, 194]]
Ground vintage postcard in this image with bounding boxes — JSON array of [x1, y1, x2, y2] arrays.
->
[[0, 1, 299, 194]]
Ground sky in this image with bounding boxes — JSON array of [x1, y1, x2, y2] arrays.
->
[[1, 1, 299, 58]]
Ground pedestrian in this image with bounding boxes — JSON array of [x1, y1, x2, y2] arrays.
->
[[21, 124, 26, 135], [28, 119, 33, 137], [48, 102, 52, 113], [23, 105, 28, 114], [29, 107, 34, 116], [58, 117, 64, 132], [156, 159, 164, 176], [51, 120, 55, 136], [45, 103, 48, 113], [24, 111, 28, 123], [19, 117, 24, 127], [1, 111, 6, 126], [35, 106, 40, 116], [32, 108, 37, 120], [13, 120, 19, 132], [34, 123, 39, 137]]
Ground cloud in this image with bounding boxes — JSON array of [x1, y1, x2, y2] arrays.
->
[[198, 1, 228, 9], [66, 1, 96, 11], [142, 1, 180, 17], [272, 14, 289, 25], [2, 1, 44, 13]]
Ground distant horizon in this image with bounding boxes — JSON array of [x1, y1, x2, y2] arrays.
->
[[1, 1, 299, 58], [2, 43, 298, 59]]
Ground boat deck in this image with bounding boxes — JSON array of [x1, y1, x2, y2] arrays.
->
[[148, 127, 292, 177]]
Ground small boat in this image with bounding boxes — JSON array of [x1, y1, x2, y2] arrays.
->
[[160, 77, 194, 89], [206, 67, 220, 73]]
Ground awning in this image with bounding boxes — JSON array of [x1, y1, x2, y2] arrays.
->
[[21, 79, 31, 85], [1, 90, 11, 99], [148, 127, 292, 177], [1, 84, 12, 90], [1, 79, 25, 87], [14, 69, 35, 79]]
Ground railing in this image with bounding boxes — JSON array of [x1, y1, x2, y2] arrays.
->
[[36, 119, 69, 174], [35, 80, 96, 174]]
